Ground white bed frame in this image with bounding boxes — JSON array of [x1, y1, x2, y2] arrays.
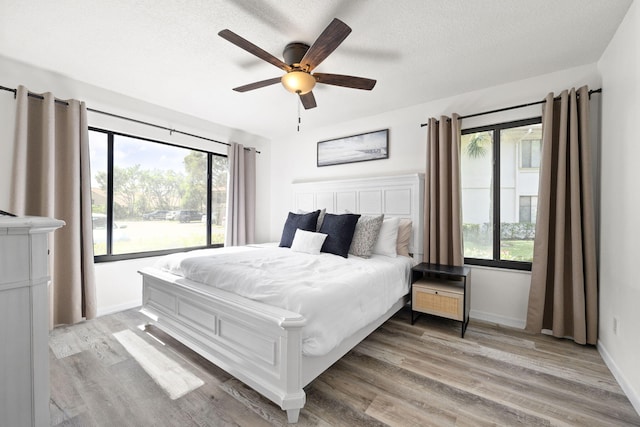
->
[[139, 173, 424, 423]]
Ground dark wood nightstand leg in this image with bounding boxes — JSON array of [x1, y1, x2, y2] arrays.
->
[[460, 276, 468, 338]]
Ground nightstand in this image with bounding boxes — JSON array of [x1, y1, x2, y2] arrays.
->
[[411, 263, 471, 338]]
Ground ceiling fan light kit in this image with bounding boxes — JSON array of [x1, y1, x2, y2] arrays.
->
[[218, 18, 376, 110], [281, 71, 316, 94]]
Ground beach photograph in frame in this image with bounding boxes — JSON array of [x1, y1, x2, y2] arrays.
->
[[317, 129, 389, 167]]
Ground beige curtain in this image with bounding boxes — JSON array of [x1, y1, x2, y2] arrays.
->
[[10, 86, 97, 327], [526, 86, 598, 345], [423, 114, 464, 266], [225, 142, 256, 246]]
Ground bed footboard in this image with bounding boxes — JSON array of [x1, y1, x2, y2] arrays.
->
[[138, 267, 307, 423]]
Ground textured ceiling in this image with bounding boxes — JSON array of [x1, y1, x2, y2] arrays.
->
[[0, 0, 632, 139]]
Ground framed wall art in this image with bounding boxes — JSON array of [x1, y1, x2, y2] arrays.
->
[[317, 129, 389, 167]]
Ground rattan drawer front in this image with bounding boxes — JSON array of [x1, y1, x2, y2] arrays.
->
[[412, 282, 463, 321]]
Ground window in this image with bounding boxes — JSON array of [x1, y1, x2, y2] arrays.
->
[[520, 138, 541, 168], [460, 118, 542, 269], [89, 128, 228, 261], [519, 196, 538, 223]]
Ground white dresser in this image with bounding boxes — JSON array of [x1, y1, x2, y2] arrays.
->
[[0, 216, 64, 427]]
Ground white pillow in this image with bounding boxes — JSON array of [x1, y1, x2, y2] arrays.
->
[[290, 229, 328, 255], [372, 217, 400, 257]]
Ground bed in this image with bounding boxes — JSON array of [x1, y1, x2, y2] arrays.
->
[[139, 173, 424, 423]]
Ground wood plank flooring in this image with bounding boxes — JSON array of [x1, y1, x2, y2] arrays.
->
[[49, 307, 640, 426]]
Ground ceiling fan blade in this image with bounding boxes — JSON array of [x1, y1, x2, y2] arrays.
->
[[299, 91, 317, 109], [300, 18, 351, 72], [314, 73, 377, 90], [233, 77, 282, 92], [219, 29, 291, 71]]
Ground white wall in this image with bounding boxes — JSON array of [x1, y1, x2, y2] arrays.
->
[[597, 0, 640, 413], [270, 63, 602, 329], [0, 55, 272, 316]]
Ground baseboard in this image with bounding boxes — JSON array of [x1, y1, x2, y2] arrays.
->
[[470, 309, 526, 329], [97, 300, 141, 317], [598, 340, 640, 416]]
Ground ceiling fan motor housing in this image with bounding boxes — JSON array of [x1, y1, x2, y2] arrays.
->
[[283, 42, 310, 67]]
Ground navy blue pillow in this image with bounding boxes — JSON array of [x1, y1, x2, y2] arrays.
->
[[279, 210, 321, 248], [319, 213, 361, 258]]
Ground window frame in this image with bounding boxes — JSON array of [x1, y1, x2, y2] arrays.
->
[[461, 117, 542, 271], [89, 127, 227, 263]]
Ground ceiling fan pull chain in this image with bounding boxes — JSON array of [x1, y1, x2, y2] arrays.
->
[[297, 97, 301, 132]]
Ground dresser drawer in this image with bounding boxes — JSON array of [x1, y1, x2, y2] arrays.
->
[[412, 279, 463, 321]]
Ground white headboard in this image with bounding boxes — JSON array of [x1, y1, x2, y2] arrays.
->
[[292, 173, 424, 260]]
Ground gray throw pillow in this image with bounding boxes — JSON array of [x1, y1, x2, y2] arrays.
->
[[349, 214, 384, 258]]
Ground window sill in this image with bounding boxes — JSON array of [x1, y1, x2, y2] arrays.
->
[[464, 258, 532, 272], [94, 244, 223, 263]]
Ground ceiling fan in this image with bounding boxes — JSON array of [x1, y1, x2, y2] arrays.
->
[[218, 18, 376, 110]]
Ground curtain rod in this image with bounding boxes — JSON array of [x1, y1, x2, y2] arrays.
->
[[420, 88, 602, 127], [0, 85, 260, 154]]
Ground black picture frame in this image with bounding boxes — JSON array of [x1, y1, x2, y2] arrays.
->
[[317, 129, 389, 167]]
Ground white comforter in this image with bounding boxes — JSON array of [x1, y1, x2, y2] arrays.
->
[[155, 245, 412, 356]]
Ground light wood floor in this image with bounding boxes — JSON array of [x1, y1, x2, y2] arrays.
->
[[49, 307, 640, 426]]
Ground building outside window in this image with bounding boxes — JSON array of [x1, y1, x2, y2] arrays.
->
[[460, 118, 542, 269], [89, 128, 228, 261]]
